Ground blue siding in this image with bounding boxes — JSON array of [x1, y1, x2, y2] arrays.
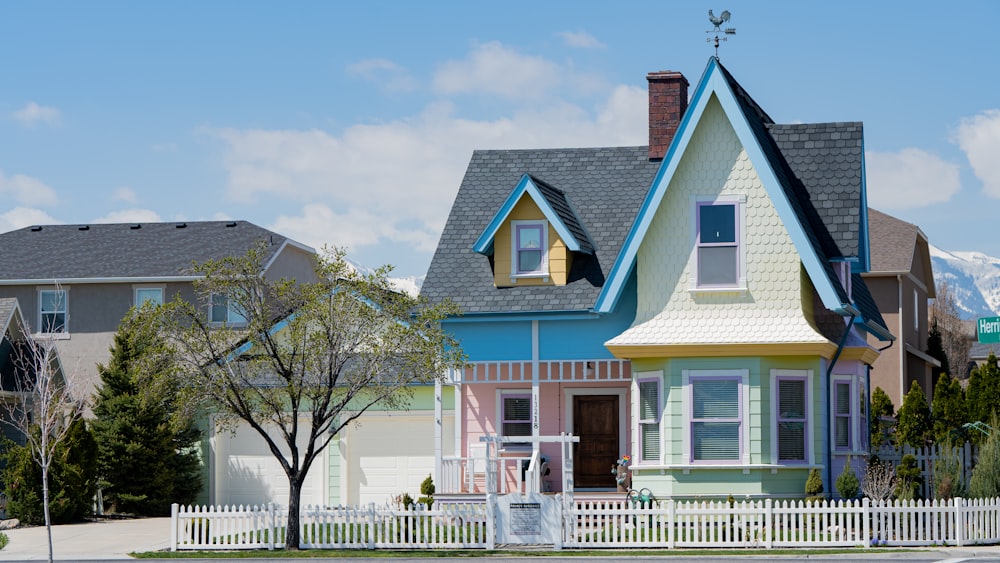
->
[[446, 320, 533, 361], [539, 275, 637, 360], [444, 272, 637, 362]]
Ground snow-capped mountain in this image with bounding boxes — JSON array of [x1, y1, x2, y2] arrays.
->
[[929, 244, 1000, 320]]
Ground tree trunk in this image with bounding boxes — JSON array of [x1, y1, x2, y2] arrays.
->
[[285, 475, 301, 549], [42, 463, 53, 563]]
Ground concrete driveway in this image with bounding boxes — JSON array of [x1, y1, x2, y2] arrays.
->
[[0, 517, 170, 560]]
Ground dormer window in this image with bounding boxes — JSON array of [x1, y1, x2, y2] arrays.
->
[[512, 220, 548, 277]]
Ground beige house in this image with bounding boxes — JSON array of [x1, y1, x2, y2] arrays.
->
[[0, 220, 317, 404], [863, 208, 939, 406]]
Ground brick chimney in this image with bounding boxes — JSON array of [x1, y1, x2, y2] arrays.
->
[[647, 71, 689, 161]]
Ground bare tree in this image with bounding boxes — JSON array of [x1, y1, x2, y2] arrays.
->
[[0, 296, 86, 563], [931, 281, 972, 379], [139, 244, 463, 549], [862, 457, 897, 501]]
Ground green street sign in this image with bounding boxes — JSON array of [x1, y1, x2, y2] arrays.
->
[[978, 317, 1000, 344]]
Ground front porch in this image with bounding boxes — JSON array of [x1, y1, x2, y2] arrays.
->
[[433, 359, 632, 496]]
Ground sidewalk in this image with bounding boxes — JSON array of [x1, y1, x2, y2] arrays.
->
[[0, 518, 170, 560]]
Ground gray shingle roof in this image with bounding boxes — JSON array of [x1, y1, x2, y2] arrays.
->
[[769, 123, 864, 260], [422, 147, 659, 313], [867, 208, 919, 273], [0, 221, 292, 281], [424, 60, 883, 331], [530, 175, 595, 254]]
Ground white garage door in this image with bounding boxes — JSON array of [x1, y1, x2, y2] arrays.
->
[[345, 413, 436, 507], [214, 420, 325, 508]]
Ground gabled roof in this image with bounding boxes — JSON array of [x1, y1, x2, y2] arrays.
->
[[0, 221, 314, 283], [421, 147, 658, 313], [596, 57, 858, 318], [473, 173, 594, 256]]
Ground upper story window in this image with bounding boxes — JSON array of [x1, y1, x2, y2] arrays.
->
[[135, 287, 164, 308], [637, 375, 662, 464], [39, 289, 68, 334], [210, 293, 247, 325], [693, 196, 745, 290], [511, 220, 548, 276]]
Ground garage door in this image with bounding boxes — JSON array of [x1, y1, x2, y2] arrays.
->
[[344, 413, 437, 507], [214, 420, 325, 508]]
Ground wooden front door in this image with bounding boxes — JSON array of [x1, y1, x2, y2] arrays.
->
[[573, 395, 619, 489]]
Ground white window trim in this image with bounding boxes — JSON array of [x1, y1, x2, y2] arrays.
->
[[208, 292, 248, 326], [831, 374, 864, 454], [133, 284, 165, 308], [510, 219, 549, 282], [682, 369, 750, 465], [913, 288, 919, 333], [497, 389, 533, 448], [37, 286, 70, 338], [689, 194, 747, 293], [633, 371, 663, 466], [770, 369, 814, 466]]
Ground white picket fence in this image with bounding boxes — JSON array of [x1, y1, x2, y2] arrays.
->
[[171, 496, 1000, 550]]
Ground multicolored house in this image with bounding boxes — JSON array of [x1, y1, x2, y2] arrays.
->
[[421, 57, 894, 500]]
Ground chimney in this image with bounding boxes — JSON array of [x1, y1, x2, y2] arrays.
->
[[647, 70, 689, 161]]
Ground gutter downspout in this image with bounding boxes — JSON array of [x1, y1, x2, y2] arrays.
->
[[869, 337, 895, 454], [826, 313, 857, 496]]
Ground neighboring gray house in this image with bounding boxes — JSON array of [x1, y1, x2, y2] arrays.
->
[[0, 221, 317, 403]]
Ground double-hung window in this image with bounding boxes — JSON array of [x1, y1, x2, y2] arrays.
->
[[834, 380, 852, 451], [637, 375, 661, 463], [500, 393, 532, 442], [39, 289, 68, 334], [511, 220, 547, 276], [774, 373, 809, 463], [688, 374, 744, 462], [693, 196, 745, 289], [210, 293, 247, 324]]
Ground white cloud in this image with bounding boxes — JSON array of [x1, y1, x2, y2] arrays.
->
[[91, 209, 163, 224], [207, 82, 647, 255], [112, 186, 137, 204], [557, 31, 606, 49], [433, 41, 563, 100], [347, 58, 417, 92], [0, 169, 58, 206], [0, 207, 59, 233], [866, 148, 961, 210], [954, 109, 1000, 198], [11, 101, 61, 127]]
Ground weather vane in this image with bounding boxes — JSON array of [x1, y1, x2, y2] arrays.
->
[[706, 9, 736, 58]]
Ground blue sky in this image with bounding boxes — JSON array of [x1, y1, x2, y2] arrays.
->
[[3, 2, 1000, 278]]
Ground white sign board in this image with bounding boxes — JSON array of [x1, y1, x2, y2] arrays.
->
[[494, 492, 561, 545]]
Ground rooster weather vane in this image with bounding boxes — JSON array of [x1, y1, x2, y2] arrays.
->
[[707, 9, 736, 58]]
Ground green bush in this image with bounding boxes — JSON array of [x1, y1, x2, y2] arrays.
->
[[933, 442, 966, 500], [417, 474, 434, 508], [835, 458, 860, 499], [969, 417, 1000, 498], [895, 454, 923, 500], [0, 531, 8, 550], [0, 419, 98, 525], [805, 467, 824, 497]]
